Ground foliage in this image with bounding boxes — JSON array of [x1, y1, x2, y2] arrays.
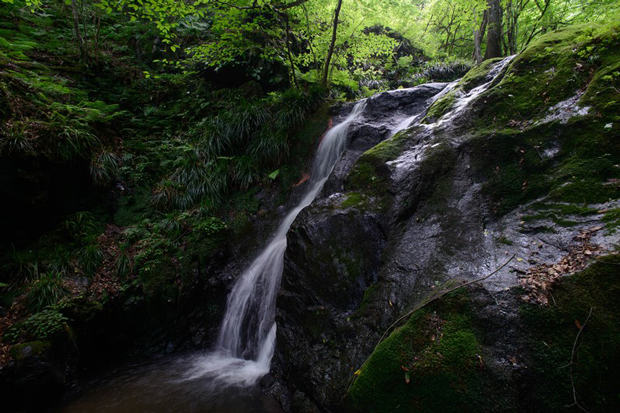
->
[[147, 85, 326, 210], [22, 309, 69, 341], [195, 217, 226, 236], [25, 271, 68, 312]]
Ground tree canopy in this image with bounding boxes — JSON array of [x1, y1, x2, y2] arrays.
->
[[3, 0, 618, 88]]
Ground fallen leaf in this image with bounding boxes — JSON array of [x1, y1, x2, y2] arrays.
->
[[575, 319, 582, 330]]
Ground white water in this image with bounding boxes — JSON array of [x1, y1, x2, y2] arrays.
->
[[184, 101, 367, 387], [435, 55, 514, 128], [387, 56, 515, 181]]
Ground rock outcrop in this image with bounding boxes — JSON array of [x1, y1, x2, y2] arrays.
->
[[273, 23, 620, 412]]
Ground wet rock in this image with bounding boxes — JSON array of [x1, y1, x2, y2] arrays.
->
[[273, 29, 620, 409], [0, 338, 77, 412]]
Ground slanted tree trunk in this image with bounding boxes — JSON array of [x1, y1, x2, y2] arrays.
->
[[484, 0, 502, 60], [284, 14, 298, 88], [473, 10, 488, 63], [322, 0, 343, 87]]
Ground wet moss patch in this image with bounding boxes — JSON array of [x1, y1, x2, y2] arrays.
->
[[347, 256, 620, 412], [423, 90, 456, 122], [423, 58, 502, 123], [340, 192, 369, 209], [458, 58, 503, 92], [470, 114, 620, 214], [521, 203, 599, 227]]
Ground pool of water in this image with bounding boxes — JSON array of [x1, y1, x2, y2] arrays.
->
[[59, 352, 283, 413]]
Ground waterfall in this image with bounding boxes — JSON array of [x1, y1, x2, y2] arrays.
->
[[184, 58, 515, 389], [185, 101, 367, 387]]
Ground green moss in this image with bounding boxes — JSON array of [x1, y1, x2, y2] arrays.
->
[[347, 289, 486, 413], [10, 341, 51, 362], [520, 202, 599, 227], [347, 161, 390, 204], [364, 129, 411, 163], [496, 235, 513, 246], [458, 58, 503, 92], [519, 255, 620, 411], [340, 192, 368, 209], [603, 208, 620, 232], [423, 90, 456, 122], [471, 104, 620, 214], [355, 283, 379, 316], [531, 202, 598, 216], [477, 23, 620, 126], [423, 58, 503, 124]]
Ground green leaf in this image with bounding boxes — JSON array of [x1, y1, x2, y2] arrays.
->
[[268, 169, 280, 180]]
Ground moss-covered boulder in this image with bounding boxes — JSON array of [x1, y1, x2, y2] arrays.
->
[[347, 256, 620, 412], [274, 21, 620, 412], [348, 290, 487, 412]]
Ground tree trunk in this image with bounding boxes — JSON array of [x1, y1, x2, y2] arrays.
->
[[322, 0, 343, 87], [71, 0, 88, 63], [484, 0, 502, 60], [284, 14, 298, 88], [474, 11, 488, 63]]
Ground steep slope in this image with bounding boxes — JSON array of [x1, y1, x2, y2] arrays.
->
[[273, 22, 620, 412]]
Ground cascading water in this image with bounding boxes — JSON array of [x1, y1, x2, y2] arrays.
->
[[183, 100, 368, 388]]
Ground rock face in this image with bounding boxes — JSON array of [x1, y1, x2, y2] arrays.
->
[[273, 23, 620, 411]]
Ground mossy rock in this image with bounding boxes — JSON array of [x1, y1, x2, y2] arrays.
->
[[347, 289, 488, 413], [458, 57, 504, 92], [57, 296, 103, 324], [423, 90, 456, 122], [469, 119, 619, 214], [519, 255, 620, 412], [339, 192, 369, 209], [423, 57, 502, 123], [10, 341, 51, 362], [348, 256, 620, 412], [476, 23, 620, 126]]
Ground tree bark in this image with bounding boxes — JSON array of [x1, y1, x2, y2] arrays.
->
[[322, 0, 343, 87], [284, 14, 298, 88], [484, 0, 502, 60], [474, 10, 488, 63], [71, 0, 88, 63]]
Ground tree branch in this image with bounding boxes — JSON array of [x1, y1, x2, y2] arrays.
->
[[563, 307, 593, 413]]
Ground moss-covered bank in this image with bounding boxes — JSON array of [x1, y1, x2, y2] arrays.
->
[[347, 256, 620, 412]]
